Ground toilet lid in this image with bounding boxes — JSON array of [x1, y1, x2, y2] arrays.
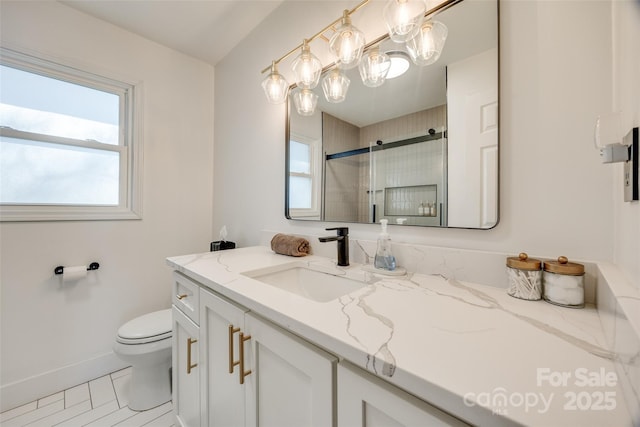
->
[[117, 309, 172, 344]]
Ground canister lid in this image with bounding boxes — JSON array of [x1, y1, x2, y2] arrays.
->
[[543, 256, 584, 275], [506, 253, 542, 270]]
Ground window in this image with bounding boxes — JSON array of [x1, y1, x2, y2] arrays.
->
[[0, 48, 142, 221], [288, 134, 321, 218]]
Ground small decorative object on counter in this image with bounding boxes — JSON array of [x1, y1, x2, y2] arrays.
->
[[542, 256, 585, 308], [270, 233, 310, 257], [506, 252, 542, 300], [374, 219, 396, 271], [211, 225, 236, 251]]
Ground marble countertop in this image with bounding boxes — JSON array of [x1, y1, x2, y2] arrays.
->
[[167, 246, 632, 427]]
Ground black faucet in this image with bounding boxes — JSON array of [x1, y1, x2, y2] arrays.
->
[[318, 227, 349, 266]]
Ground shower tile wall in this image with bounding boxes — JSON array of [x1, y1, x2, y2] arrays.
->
[[359, 106, 446, 145], [323, 113, 360, 222], [323, 106, 446, 225], [360, 105, 447, 225]]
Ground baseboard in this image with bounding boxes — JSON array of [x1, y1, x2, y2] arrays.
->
[[1, 352, 129, 412]]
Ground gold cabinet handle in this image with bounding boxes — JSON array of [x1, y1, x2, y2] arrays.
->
[[228, 324, 241, 373], [176, 294, 188, 300], [187, 337, 198, 374], [239, 332, 252, 384]]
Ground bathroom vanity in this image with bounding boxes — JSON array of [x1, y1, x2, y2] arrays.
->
[[167, 246, 632, 427]]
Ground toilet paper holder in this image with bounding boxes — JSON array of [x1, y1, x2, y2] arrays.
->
[[54, 262, 100, 275]]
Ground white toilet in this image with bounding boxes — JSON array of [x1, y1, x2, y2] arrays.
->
[[113, 309, 172, 411]]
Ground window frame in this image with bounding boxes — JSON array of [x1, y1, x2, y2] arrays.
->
[[288, 132, 322, 219], [0, 47, 143, 221]]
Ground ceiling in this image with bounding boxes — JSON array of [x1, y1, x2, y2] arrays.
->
[[60, 0, 497, 128], [60, 0, 284, 65]]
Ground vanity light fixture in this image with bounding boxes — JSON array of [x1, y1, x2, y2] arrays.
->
[[293, 88, 319, 116], [329, 10, 366, 70], [260, 0, 456, 107], [406, 20, 448, 66], [322, 69, 351, 103], [383, 0, 427, 43], [261, 61, 289, 104], [358, 47, 391, 87], [386, 51, 411, 79], [291, 39, 323, 89]]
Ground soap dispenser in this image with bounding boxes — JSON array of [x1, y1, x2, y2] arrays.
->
[[374, 219, 396, 271]]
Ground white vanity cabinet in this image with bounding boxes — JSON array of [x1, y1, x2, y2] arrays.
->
[[199, 286, 248, 427], [172, 272, 202, 427], [172, 306, 200, 427], [177, 277, 337, 427], [173, 270, 460, 427], [338, 362, 468, 427], [243, 313, 337, 427]]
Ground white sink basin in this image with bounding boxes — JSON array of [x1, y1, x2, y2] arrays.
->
[[242, 263, 365, 302]]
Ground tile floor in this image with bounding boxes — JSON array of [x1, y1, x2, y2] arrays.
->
[[0, 368, 174, 427]]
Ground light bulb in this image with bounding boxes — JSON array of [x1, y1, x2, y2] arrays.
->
[[329, 11, 365, 69], [261, 61, 289, 104], [292, 40, 323, 89], [358, 48, 391, 88], [406, 20, 448, 66], [293, 89, 318, 116], [383, 0, 427, 43], [322, 69, 350, 103]]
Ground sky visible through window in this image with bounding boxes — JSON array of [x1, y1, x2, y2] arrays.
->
[[0, 65, 122, 205]]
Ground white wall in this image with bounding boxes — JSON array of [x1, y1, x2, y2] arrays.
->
[[612, 0, 640, 289], [214, 1, 618, 265], [0, 1, 214, 409]]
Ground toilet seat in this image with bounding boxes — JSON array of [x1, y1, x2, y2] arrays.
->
[[116, 309, 172, 345]]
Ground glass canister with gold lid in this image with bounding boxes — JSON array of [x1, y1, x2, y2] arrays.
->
[[542, 256, 585, 308], [506, 252, 542, 300]]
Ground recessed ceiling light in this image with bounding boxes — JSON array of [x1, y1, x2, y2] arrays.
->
[[385, 51, 410, 79]]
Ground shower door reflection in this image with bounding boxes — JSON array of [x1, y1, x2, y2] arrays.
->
[[369, 134, 447, 227]]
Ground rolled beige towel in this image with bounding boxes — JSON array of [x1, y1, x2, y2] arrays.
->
[[270, 233, 310, 257]]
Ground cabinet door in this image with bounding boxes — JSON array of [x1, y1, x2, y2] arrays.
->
[[172, 306, 200, 427], [199, 287, 248, 427], [338, 362, 468, 427], [244, 313, 337, 427]]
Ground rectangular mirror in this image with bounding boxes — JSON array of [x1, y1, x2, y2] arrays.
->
[[286, 0, 498, 228]]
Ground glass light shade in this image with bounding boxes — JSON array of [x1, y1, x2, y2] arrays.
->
[[291, 41, 323, 89], [406, 20, 448, 66], [322, 69, 350, 103], [329, 11, 366, 69], [293, 89, 318, 116], [358, 48, 391, 88], [261, 62, 289, 104], [383, 0, 427, 43]]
